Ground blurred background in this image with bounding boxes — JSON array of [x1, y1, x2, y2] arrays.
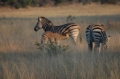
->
[[0, 0, 120, 8]]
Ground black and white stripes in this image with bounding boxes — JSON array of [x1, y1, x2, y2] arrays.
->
[[34, 17, 82, 45], [86, 24, 110, 52], [34, 16, 110, 52]]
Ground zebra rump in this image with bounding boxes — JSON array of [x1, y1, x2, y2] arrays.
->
[[86, 24, 110, 52]]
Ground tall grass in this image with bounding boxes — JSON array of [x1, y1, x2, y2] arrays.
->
[[0, 52, 120, 79], [0, 15, 120, 79]]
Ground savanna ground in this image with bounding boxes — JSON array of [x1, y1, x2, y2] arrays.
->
[[0, 3, 120, 79]]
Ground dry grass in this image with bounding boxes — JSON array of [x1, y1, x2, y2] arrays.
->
[[0, 3, 120, 18], [0, 4, 120, 79], [0, 51, 120, 79], [0, 17, 120, 79]]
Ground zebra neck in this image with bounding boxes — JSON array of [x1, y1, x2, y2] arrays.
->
[[43, 26, 53, 32]]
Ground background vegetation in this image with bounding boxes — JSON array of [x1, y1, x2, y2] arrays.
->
[[0, 0, 119, 8]]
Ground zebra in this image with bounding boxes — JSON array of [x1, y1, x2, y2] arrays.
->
[[41, 31, 69, 45], [85, 24, 110, 52], [34, 17, 82, 45]]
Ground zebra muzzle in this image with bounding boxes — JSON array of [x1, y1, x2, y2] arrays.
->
[[34, 28, 38, 31]]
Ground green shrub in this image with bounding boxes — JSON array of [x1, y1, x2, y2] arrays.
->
[[92, 0, 100, 2], [53, 0, 64, 5], [0, 0, 119, 8], [35, 41, 69, 56], [7, 0, 18, 9], [100, 0, 117, 4], [1, 0, 31, 8], [66, 15, 75, 23], [18, 0, 31, 8]]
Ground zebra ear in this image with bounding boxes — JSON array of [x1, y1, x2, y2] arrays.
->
[[107, 36, 111, 40], [38, 17, 42, 21]]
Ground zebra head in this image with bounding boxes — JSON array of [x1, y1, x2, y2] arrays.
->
[[34, 17, 43, 31], [34, 17, 53, 32], [103, 35, 111, 51]]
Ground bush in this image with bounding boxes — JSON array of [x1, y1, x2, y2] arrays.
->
[[35, 41, 69, 57], [92, 0, 100, 2], [7, 0, 20, 9], [100, 0, 117, 4], [53, 0, 64, 5], [18, 0, 31, 8], [66, 15, 75, 23], [0, 0, 119, 8], [0, 0, 31, 8]]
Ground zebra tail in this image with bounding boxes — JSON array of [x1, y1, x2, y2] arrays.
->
[[89, 27, 93, 51]]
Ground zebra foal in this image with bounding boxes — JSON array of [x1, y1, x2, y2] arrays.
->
[[41, 31, 69, 45], [86, 24, 110, 52], [34, 17, 82, 45]]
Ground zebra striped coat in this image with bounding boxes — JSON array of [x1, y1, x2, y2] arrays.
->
[[41, 31, 69, 45], [86, 24, 110, 52], [34, 17, 82, 45]]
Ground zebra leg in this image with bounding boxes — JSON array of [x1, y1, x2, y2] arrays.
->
[[94, 42, 100, 52], [73, 37, 77, 45], [86, 34, 93, 52], [101, 36, 110, 52], [41, 37, 48, 44], [101, 43, 107, 52], [54, 38, 60, 46], [88, 42, 93, 52], [44, 39, 48, 44], [56, 41, 60, 46], [48, 38, 57, 45], [72, 35, 79, 45], [70, 30, 79, 45], [41, 33, 49, 44]]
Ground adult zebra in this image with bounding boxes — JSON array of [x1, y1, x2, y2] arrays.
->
[[34, 17, 82, 45], [86, 24, 110, 52]]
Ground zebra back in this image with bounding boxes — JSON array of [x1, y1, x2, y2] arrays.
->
[[89, 24, 105, 32]]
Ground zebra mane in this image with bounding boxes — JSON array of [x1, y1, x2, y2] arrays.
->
[[40, 16, 54, 27]]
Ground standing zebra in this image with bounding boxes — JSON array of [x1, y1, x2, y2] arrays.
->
[[86, 24, 110, 52], [41, 31, 69, 45], [34, 17, 82, 45]]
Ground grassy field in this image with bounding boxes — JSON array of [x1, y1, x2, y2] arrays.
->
[[0, 3, 120, 79]]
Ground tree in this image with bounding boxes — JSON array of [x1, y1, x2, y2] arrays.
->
[[100, 0, 117, 4]]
